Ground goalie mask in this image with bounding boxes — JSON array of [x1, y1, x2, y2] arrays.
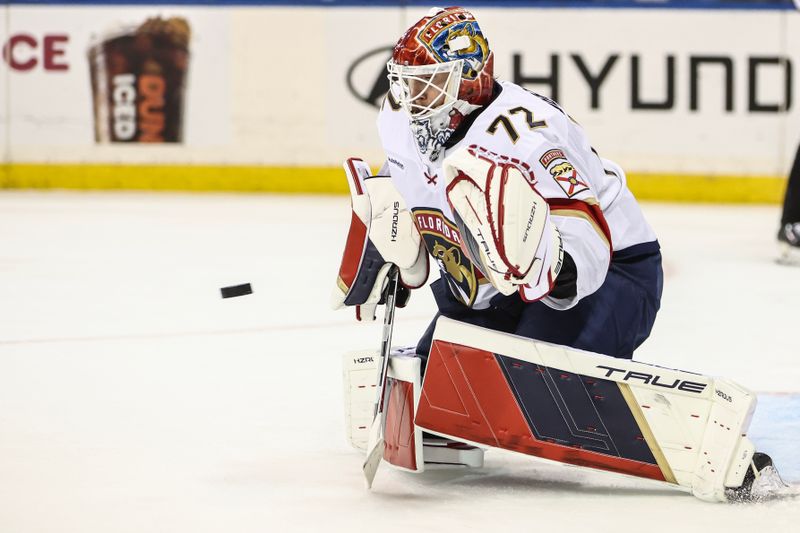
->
[[387, 7, 494, 162]]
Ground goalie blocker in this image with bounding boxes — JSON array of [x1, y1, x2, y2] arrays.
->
[[331, 158, 429, 321], [344, 317, 774, 502]]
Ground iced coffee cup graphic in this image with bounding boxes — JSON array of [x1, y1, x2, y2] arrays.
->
[[89, 16, 190, 143]]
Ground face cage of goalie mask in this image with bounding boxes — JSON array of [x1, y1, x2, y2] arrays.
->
[[386, 60, 464, 121]]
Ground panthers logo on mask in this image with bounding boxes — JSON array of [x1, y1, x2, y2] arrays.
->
[[418, 11, 490, 81]]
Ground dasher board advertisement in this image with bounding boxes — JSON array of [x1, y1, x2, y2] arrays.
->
[[1, 1, 798, 198], [2, 5, 231, 164]]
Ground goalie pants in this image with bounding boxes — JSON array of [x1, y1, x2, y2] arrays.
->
[[416, 240, 663, 362]]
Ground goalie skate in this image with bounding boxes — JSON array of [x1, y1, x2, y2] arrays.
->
[[422, 434, 484, 468], [727, 452, 790, 502], [777, 222, 800, 266]]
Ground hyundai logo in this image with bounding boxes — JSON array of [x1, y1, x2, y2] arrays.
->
[[346, 45, 393, 109]]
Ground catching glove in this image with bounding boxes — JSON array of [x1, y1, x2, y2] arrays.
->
[[443, 145, 563, 300]]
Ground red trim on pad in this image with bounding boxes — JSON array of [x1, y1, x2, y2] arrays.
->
[[345, 158, 365, 196], [337, 211, 367, 288], [383, 378, 417, 471], [415, 340, 666, 482]]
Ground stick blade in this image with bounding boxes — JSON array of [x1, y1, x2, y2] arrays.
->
[[362, 437, 385, 489], [362, 415, 384, 488]]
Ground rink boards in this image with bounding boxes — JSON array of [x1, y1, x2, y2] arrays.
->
[[0, 1, 799, 201]]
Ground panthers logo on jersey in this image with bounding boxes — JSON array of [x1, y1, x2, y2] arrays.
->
[[418, 11, 489, 81], [413, 208, 480, 307]]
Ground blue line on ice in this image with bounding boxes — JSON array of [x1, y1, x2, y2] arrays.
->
[[749, 393, 800, 483]]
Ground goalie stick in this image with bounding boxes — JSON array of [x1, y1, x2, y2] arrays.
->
[[362, 265, 400, 488]]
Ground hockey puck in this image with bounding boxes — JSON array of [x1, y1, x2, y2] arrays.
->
[[220, 283, 252, 298]]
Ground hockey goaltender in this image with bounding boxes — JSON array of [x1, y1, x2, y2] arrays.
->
[[332, 6, 787, 502]]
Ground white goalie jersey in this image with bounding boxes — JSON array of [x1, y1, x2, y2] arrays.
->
[[377, 79, 657, 310]]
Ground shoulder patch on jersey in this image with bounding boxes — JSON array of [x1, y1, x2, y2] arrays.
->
[[539, 148, 566, 168], [539, 149, 590, 198]]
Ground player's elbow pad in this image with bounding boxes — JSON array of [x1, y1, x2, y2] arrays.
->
[[332, 158, 429, 321]]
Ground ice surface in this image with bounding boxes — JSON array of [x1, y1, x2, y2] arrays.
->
[[0, 192, 798, 533], [750, 395, 800, 483]]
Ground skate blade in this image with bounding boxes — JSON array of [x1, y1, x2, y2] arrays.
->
[[727, 466, 796, 503], [748, 466, 796, 501], [776, 242, 800, 266]]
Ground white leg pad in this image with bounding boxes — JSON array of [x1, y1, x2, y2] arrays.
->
[[341, 348, 420, 453], [342, 350, 380, 451], [416, 317, 760, 501], [343, 348, 485, 471]]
